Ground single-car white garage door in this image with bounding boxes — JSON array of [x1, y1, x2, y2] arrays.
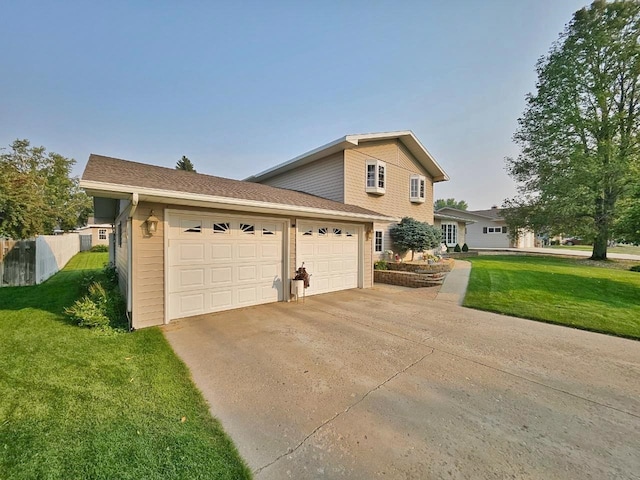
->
[[167, 211, 284, 320], [296, 222, 360, 296]]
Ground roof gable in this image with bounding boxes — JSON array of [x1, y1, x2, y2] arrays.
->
[[246, 131, 449, 183]]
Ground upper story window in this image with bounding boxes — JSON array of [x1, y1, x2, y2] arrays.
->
[[366, 160, 386, 195], [410, 175, 426, 203]]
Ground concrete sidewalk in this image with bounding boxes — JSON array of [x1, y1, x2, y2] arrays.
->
[[475, 246, 640, 261], [436, 260, 471, 305]]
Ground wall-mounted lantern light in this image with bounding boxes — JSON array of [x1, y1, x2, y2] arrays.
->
[[145, 210, 159, 235]]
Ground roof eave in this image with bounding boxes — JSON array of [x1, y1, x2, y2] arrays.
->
[[80, 180, 398, 223]]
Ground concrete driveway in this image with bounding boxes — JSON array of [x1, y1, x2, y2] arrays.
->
[[164, 285, 640, 479]]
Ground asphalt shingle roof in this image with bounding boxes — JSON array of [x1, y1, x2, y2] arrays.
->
[[82, 154, 392, 219]]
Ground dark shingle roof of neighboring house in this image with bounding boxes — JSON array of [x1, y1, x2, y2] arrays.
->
[[467, 208, 503, 220], [81, 154, 395, 221], [436, 206, 504, 222]]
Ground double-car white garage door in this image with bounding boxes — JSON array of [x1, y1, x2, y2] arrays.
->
[[167, 211, 360, 321]]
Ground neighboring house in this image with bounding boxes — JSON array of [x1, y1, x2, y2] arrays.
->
[[76, 217, 113, 247], [433, 211, 475, 248], [246, 131, 449, 260], [436, 206, 535, 249], [80, 155, 394, 329]]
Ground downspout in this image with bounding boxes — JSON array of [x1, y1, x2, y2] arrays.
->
[[126, 193, 139, 331]]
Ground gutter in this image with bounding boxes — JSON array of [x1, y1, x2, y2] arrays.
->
[[126, 193, 139, 331]]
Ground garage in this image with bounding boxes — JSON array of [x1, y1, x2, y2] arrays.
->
[[296, 222, 360, 296], [167, 211, 285, 320]]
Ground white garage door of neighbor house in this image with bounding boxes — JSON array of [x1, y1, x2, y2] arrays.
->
[[296, 222, 359, 296], [167, 212, 284, 320]]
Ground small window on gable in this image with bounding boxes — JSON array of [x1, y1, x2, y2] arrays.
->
[[262, 224, 276, 235], [213, 222, 230, 234], [240, 223, 255, 234], [410, 175, 426, 203], [374, 231, 383, 253], [318, 227, 328, 236], [302, 229, 313, 236], [333, 228, 342, 236], [365, 160, 386, 194]]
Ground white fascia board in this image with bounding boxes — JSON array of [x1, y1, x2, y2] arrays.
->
[[80, 180, 398, 223], [434, 213, 476, 224]]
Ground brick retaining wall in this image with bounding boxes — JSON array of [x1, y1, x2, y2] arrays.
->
[[374, 270, 447, 288]]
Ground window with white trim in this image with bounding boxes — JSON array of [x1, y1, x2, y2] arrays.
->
[[366, 160, 386, 194], [483, 226, 508, 234], [374, 230, 384, 253], [98, 229, 107, 240], [410, 175, 426, 203], [441, 223, 457, 246]]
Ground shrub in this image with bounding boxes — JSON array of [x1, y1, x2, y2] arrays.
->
[[90, 244, 109, 252], [630, 265, 640, 272], [374, 260, 388, 270], [390, 217, 442, 261], [103, 262, 119, 285], [461, 243, 469, 252], [65, 281, 126, 332], [454, 244, 462, 252]]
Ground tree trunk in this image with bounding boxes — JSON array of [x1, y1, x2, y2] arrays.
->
[[591, 197, 609, 260], [411, 250, 415, 261], [591, 234, 608, 260]]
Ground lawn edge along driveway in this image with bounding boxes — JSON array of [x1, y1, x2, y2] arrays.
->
[[0, 252, 251, 480], [463, 254, 640, 340]]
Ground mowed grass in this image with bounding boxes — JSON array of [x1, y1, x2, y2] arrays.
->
[[464, 255, 640, 339], [0, 252, 251, 480]]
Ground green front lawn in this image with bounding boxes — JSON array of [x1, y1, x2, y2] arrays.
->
[[463, 255, 640, 339], [0, 252, 251, 479]]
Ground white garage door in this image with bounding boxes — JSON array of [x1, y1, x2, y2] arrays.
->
[[167, 212, 284, 320], [296, 222, 359, 296]]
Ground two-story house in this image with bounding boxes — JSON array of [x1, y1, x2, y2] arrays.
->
[[246, 131, 450, 260]]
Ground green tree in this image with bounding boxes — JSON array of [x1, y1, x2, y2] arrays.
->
[[176, 155, 196, 172], [390, 217, 442, 260], [505, 1, 640, 260], [0, 139, 91, 238], [613, 163, 640, 243], [434, 198, 468, 210]]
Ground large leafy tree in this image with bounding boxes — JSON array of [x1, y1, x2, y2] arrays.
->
[[176, 155, 196, 172], [504, 1, 640, 260], [434, 198, 468, 211], [0, 139, 92, 239], [390, 217, 442, 260]]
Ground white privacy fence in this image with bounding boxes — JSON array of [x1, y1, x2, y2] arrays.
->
[[35, 234, 80, 284]]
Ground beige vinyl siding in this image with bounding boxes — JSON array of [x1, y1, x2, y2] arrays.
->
[[363, 223, 373, 288], [344, 140, 435, 224], [259, 152, 345, 202], [132, 202, 165, 329]]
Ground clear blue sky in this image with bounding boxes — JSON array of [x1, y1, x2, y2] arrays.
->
[[1, 0, 588, 210]]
